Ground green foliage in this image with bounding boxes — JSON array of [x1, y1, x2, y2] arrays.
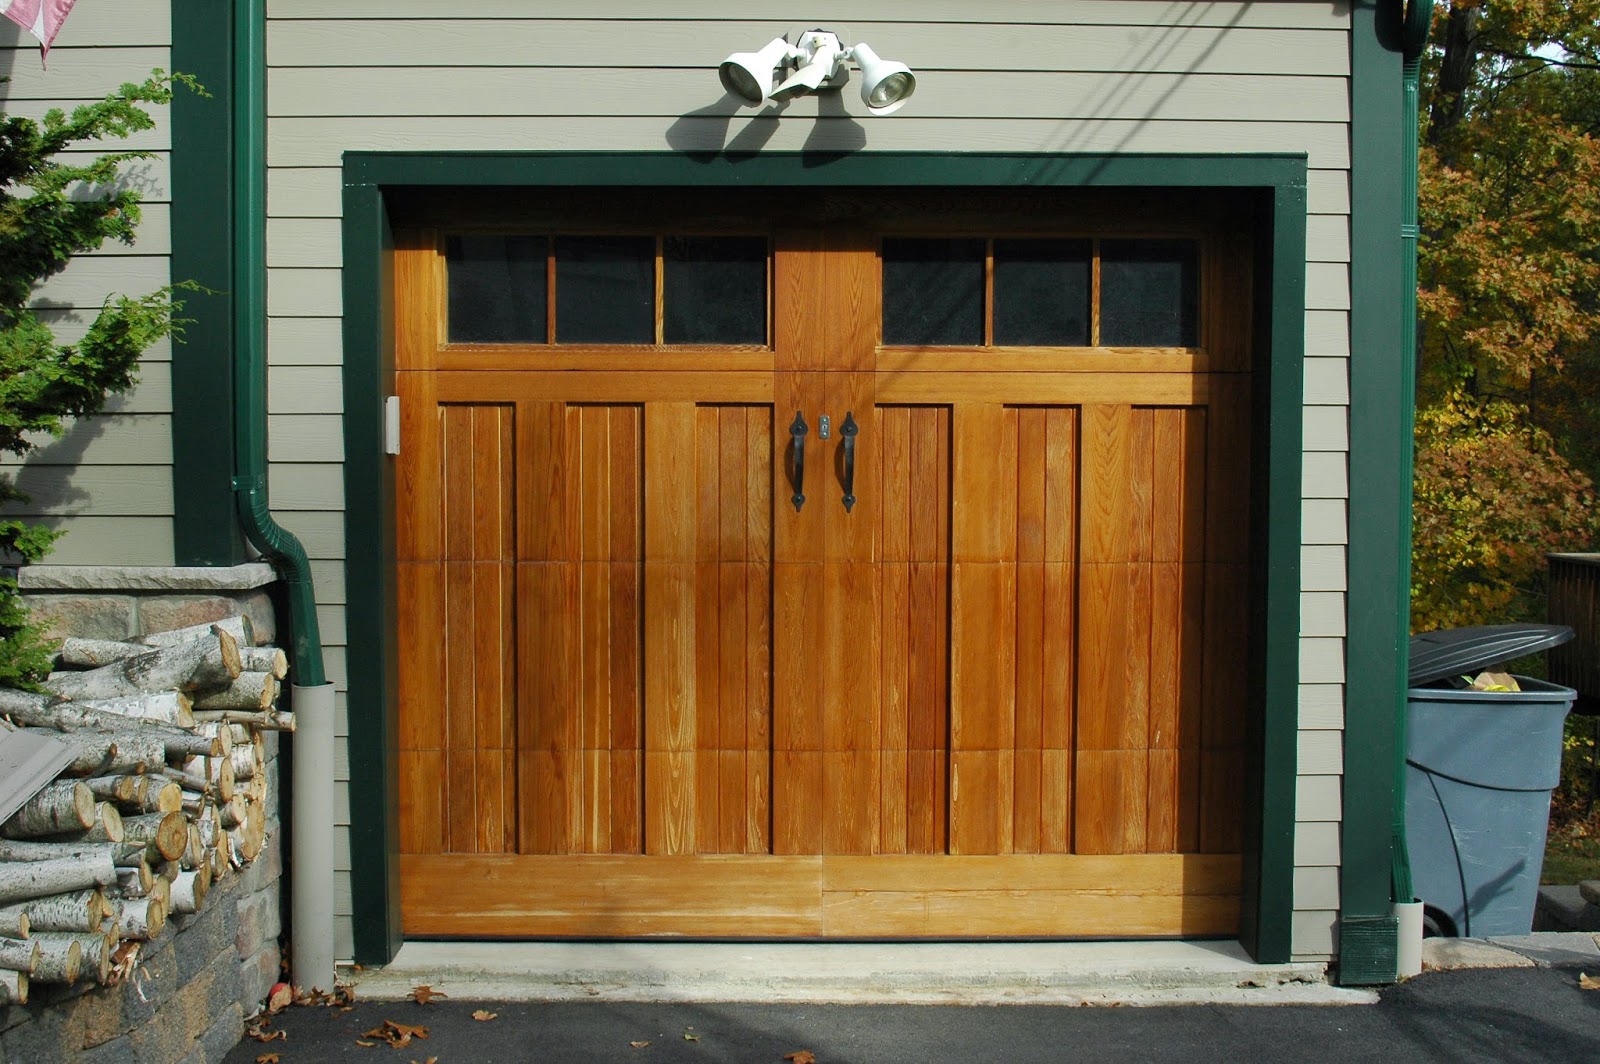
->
[[1413, 2, 1600, 633], [0, 71, 192, 686]]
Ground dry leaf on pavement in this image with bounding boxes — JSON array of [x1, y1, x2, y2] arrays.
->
[[472, 1009, 498, 1021], [356, 1040, 377, 1047], [256, 1055, 280, 1064], [1580, 972, 1600, 991], [267, 983, 293, 1015], [364, 1020, 432, 1049], [630, 1041, 651, 1048], [783, 1053, 817, 1064], [412, 984, 449, 1004]]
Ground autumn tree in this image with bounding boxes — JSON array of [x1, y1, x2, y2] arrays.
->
[[1413, 0, 1600, 630]]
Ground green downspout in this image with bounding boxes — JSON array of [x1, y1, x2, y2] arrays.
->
[[232, 0, 325, 688], [1392, 0, 1433, 910]]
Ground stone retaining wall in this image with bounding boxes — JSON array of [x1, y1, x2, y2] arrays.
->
[[1, 564, 287, 1064]]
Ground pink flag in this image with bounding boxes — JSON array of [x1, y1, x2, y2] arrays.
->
[[1, 0, 77, 61]]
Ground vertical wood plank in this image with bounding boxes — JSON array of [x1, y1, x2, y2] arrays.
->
[[644, 403, 700, 854]]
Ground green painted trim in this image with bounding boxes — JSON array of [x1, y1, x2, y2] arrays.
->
[[168, 0, 246, 565], [341, 150, 1306, 965], [342, 183, 402, 964], [1341, 0, 1408, 985]]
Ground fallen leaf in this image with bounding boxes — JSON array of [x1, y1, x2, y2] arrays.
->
[[410, 1058, 438, 1064], [256, 1055, 279, 1064], [267, 982, 293, 1014], [364, 1020, 432, 1049], [684, 1031, 700, 1041], [1581, 972, 1600, 991], [630, 1041, 651, 1048], [783, 1053, 816, 1064], [245, 1020, 282, 1043], [356, 1040, 377, 1047], [412, 984, 449, 1004], [472, 1009, 498, 1021]]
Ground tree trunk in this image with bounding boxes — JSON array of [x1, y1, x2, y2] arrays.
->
[[141, 615, 254, 649], [0, 937, 39, 974], [1428, 2, 1481, 158], [44, 630, 242, 701], [0, 852, 117, 905], [0, 781, 94, 836], [192, 672, 276, 711]]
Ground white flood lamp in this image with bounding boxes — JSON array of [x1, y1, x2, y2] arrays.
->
[[719, 37, 798, 105], [850, 41, 916, 116], [716, 31, 916, 116]]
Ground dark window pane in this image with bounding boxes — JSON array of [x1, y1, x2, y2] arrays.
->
[[1100, 239, 1199, 347], [992, 239, 1091, 346], [663, 236, 767, 344], [882, 238, 985, 346], [555, 235, 654, 344], [445, 235, 547, 343]]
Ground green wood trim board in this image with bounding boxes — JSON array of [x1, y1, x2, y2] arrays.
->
[[1340, 0, 1407, 985], [169, 0, 246, 564]]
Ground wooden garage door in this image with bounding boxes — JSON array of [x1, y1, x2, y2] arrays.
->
[[394, 190, 1251, 938]]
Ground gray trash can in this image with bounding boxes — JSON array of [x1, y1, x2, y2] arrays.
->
[[1405, 624, 1577, 938]]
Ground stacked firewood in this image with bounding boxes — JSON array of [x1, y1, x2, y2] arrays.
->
[[0, 617, 293, 1006]]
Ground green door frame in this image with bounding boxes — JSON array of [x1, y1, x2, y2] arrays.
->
[[342, 151, 1307, 966]]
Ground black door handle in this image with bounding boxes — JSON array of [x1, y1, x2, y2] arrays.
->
[[789, 411, 808, 512], [840, 410, 858, 513]]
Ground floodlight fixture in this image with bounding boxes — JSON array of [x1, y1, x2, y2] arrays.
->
[[716, 30, 916, 115], [719, 36, 801, 106]]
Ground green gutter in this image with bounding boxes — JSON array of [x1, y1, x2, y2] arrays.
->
[[232, 0, 324, 686]]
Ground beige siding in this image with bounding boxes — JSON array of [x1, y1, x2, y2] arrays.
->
[[269, 1, 1357, 964], [2, 7, 175, 560]]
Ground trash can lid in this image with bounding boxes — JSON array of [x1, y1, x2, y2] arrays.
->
[[1409, 623, 1575, 687]]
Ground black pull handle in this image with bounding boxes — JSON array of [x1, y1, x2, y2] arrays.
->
[[789, 411, 808, 512], [840, 410, 858, 513]]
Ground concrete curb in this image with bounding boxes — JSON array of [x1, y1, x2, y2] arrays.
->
[[1422, 931, 1600, 972]]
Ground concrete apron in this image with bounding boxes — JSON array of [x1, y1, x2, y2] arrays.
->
[[345, 941, 1378, 1007]]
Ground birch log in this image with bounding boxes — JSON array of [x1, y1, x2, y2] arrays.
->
[[115, 863, 154, 897], [44, 631, 242, 701], [239, 646, 288, 679], [0, 969, 25, 1005], [0, 781, 94, 836], [76, 691, 194, 728], [35, 933, 106, 984], [0, 937, 39, 974], [168, 867, 209, 915], [115, 896, 165, 941], [0, 853, 117, 905], [192, 672, 276, 711], [83, 775, 140, 804], [40, 803, 125, 845], [191, 708, 295, 731], [58, 638, 149, 669], [15, 729, 118, 776], [140, 615, 254, 649], [0, 909, 27, 937], [4, 889, 106, 933], [121, 813, 188, 863], [0, 840, 142, 868]]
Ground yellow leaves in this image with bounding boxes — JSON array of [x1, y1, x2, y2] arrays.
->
[[411, 984, 448, 1004], [471, 1009, 497, 1021]]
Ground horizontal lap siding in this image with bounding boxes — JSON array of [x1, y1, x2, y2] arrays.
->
[[0, 1, 174, 564], [260, 0, 1354, 962]]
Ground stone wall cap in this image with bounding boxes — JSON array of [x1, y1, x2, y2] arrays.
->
[[16, 563, 278, 592]]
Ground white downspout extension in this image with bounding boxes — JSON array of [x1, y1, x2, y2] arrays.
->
[[290, 683, 336, 990]]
